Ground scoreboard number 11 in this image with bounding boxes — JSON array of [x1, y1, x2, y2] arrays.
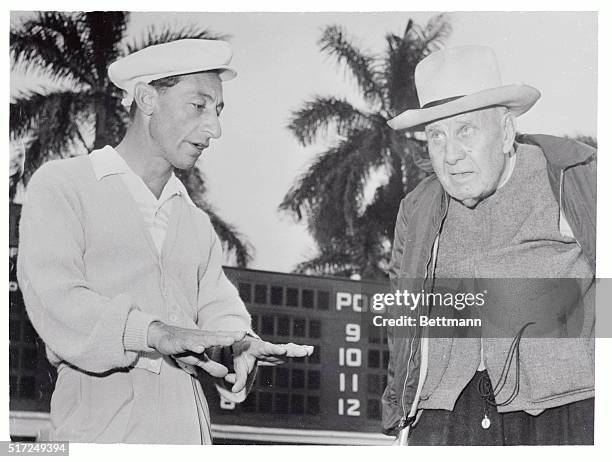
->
[[338, 323, 362, 416]]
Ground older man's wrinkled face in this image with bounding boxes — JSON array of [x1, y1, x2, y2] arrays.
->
[[425, 107, 512, 208]]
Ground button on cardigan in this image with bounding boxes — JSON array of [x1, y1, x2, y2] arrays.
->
[[17, 148, 254, 443]]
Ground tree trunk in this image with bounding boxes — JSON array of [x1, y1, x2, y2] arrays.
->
[[385, 151, 406, 239], [93, 92, 111, 149]]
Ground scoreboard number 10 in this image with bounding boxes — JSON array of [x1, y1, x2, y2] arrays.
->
[[338, 322, 362, 416]]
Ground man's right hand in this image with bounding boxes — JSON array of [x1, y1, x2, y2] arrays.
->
[[146, 321, 245, 376]]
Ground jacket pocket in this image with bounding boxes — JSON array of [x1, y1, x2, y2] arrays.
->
[[520, 337, 594, 403]]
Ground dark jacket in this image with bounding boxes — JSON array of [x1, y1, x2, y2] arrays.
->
[[382, 134, 597, 435]]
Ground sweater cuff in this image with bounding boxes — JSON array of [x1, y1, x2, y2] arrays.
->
[[123, 309, 161, 352]]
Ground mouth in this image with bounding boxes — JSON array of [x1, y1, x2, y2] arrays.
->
[[188, 141, 209, 152], [449, 171, 474, 180]]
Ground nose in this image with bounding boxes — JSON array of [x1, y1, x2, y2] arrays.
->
[[444, 137, 467, 165], [202, 112, 222, 139]]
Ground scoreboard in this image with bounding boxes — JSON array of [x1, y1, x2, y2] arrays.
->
[[8, 204, 394, 444], [206, 268, 391, 442]]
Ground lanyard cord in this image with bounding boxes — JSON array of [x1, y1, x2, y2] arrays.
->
[[477, 322, 535, 407]]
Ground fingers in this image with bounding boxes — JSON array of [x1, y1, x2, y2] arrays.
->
[[201, 330, 246, 343], [258, 342, 314, 358], [181, 335, 231, 353], [160, 327, 246, 356], [284, 343, 314, 357], [174, 353, 229, 378], [197, 358, 229, 378], [231, 355, 249, 393], [260, 341, 287, 356], [187, 330, 245, 350], [183, 338, 207, 354], [257, 360, 280, 367], [257, 359, 284, 366], [231, 353, 255, 393], [201, 333, 241, 348]]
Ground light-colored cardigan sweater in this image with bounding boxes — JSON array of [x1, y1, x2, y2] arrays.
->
[[17, 151, 253, 443]]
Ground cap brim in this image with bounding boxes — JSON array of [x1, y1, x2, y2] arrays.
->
[[216, 66, 237, 81], [147, 64, 237, 83], [387, 84, 541, 131]]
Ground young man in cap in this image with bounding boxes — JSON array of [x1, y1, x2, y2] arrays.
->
[[383, 46, 596, 445], [17, 39, 313, 444]]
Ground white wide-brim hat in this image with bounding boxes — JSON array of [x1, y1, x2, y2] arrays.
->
[[387, 45, 541, 131], [108, 39, 237, 107]]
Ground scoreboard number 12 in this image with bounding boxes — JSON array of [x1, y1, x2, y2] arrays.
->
[[338, 397, 361, 416]]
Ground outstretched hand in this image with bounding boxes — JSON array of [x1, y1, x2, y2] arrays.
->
[[147, 321, 246, 377], [224, 337, 314, 393]]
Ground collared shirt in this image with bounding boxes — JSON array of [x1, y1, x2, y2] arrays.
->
[[90, 146, 249, 411], [89, 146, 196, 255], [19, 147, 254, 442]]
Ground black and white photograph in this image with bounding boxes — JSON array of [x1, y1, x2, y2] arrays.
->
[[4, 4, 610, 455]]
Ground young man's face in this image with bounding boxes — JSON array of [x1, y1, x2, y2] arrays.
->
[[149, 72, 224, 170], [425, 107, 509, 208]]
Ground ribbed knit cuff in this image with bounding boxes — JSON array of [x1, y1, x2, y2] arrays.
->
[[123, 309, 162, 352]]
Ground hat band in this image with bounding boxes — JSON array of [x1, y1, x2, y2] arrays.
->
[[421, 95, 465, 109]]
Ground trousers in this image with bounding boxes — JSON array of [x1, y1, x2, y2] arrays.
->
[[407, 371, 594, 445]]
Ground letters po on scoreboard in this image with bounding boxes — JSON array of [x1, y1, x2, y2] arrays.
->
[[336, 291, 370, 417]]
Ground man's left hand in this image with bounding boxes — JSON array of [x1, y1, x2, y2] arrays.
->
[[224, 338, 314, 393]]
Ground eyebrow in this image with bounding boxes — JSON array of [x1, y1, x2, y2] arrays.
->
[[190, 92, 220, 102], [190, 92, 224, 111], [425, 124, 443, 132], [453, 118, 477, 125]]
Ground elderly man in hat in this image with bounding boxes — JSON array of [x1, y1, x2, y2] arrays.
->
[[382, 46, 596, 445], [17, 39, 313, 444]]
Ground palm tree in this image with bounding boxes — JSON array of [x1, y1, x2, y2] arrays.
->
[[280, 15, 451, 279], [10, 11, 252, 266]]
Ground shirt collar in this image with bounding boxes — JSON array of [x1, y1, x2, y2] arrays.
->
[[89, 145, 197, 208], [166, 174, 197, 208], [89, 145, 128, 180], [496, 151, 517, 191]]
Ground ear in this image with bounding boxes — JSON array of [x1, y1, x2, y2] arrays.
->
[[133, 82, 157, 116], [501, 110, 517, 154]]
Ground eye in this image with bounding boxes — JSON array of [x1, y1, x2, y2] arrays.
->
[[458, 125, 475, 137], [190, 102, 206, 112], [427, 130, 445, 144]]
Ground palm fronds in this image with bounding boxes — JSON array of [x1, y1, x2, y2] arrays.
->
[[11, 89, 92, 180], [10, 12, 250, 267], [319, 25, 385, 105], [288, 96, 371, 146], [283, 16, 452, 279], [125, 23, 228, 54], [11, 12, 101, 87]]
